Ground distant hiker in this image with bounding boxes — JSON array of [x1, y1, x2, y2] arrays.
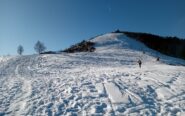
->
[[138, 60, 142, 68], [156, 57, 160, 61]]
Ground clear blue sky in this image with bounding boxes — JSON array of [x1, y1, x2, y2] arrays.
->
[[0, 0, 185, 55]]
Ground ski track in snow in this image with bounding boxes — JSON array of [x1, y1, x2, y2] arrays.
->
[[10, 64, 32, 116], [0, 33, 185, 115]]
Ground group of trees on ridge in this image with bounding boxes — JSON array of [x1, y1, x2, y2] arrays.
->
[[114, 30, 185, 60]]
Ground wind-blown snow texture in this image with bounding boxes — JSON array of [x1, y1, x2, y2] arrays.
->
[[1, 33, 185, 115]]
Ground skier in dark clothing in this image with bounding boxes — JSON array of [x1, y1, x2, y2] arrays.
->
[[156, 57, 160, 61], [138, 60, 142, 68]]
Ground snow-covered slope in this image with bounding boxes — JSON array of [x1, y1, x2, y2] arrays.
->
[[1, 33, 185, 115]]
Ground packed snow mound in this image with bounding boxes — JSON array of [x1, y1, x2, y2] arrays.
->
[[91, 33, 145, 49], [0, 33, 185, 115]]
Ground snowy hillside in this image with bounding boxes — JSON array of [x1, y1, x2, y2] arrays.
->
[[1, 33, 185, 115]]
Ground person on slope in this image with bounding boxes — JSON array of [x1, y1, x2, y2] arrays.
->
[[156, 57, 160, 61], [138, 59, 142, 68]]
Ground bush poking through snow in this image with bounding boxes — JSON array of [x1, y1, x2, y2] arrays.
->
[[63, 40, 95, 53], [40, 51, 57, 54]]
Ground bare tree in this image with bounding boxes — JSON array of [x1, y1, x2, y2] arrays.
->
[[17, 45, 24, 55], [34, 41, 46, 54]]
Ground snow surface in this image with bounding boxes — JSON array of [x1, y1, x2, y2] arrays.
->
[[1, 33, 185, 115]]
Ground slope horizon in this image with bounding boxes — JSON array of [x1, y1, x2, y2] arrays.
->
[[1, 30, 185, 57]]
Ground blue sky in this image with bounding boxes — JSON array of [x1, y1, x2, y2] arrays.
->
[[0, 0, 185, 55]]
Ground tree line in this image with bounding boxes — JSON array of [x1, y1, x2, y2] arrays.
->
[[114, 30, 185, 60]]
